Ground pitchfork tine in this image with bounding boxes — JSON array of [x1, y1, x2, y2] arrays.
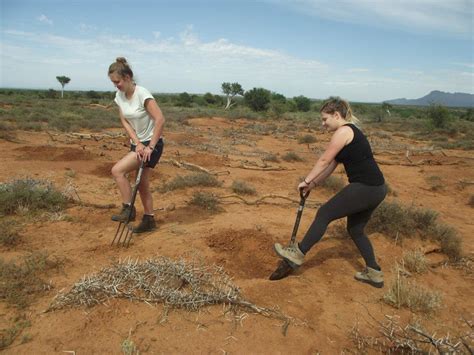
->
[[111, 160, 146, 247]]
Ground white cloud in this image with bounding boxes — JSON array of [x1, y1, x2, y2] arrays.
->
[[37, 14, 53, 26], [267, 0, 472, 37], [1, 27, 472, 102]]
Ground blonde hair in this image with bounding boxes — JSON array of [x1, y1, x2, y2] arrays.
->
[[108, 57, 134, 79], [320, 97, 360, 125]]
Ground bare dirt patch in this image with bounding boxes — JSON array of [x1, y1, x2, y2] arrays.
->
[[206, 228, 276, 279], [15, 146, 95, 161]]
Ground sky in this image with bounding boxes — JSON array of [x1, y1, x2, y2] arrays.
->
[[1, 0, 473, 103]]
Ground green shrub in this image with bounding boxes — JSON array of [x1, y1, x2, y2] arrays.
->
[[0, 179, 67, 216]]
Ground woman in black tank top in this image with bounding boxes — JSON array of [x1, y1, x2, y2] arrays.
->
[[274, 97, 387, 288]]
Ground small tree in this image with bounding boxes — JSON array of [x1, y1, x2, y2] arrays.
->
[[293, 95, 311, 112], [428, 104, 449, 128], [244, 88, 271, 112], [56, 76, 71, 98], [177, 92, 192, 107], [222, 82, 244, 109]]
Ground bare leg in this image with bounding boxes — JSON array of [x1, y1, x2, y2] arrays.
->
[[138, 168, 153, 214], [111, 152, 140, 204]]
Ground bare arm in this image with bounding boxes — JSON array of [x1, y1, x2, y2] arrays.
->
[[299, 126, 352, 192]]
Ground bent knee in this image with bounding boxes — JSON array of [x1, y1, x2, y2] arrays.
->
[[347, 226, 365, 239], [111, 164, 125, 178]]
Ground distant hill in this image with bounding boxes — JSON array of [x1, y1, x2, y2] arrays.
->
[[385, 90, 474, 108]]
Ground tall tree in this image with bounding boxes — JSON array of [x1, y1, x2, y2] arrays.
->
[[56, 76, 71, 98], [221, 82, 244, 109]]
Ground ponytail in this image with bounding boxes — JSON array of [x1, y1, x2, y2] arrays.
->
[[320, 97, 360, 126]]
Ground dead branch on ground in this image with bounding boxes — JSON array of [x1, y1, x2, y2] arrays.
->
[[218, 194, 321, 208]]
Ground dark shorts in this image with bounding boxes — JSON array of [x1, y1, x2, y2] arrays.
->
[[130, 138, 164, 168]]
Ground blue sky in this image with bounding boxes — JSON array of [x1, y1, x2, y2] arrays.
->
[[1, 0, 473, 102]]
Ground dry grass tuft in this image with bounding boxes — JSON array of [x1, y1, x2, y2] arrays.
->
[[320, 175, 345, 193], [0, 219, 21, 247], [0, 314, 31, 350], [297, 134, 317, 145], [159, 173, 221, 192], [0, 178, 67, 216], [261, 153, 280, 163], [0, 252, 61, 308], [282, 151, 304, 162], [231, 180, 257, 195], [368, 200, 462, 260], [189, 191, 222, 212], [383, 271, 441, 314], [402, 250, 428, 274]]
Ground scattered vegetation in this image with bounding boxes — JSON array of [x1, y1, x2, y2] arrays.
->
[[0, 252, 61, 308], [189, 191, 221, 212], [367, 200, 462, 260], [297, 134, 317, 145], [0, 178, 68, 216], [158, 173, 221, 192], [231, 180, 257, 195], [282, 151, 304, 162], [425, 175, 443, 191], [261, 153, 280, 163], [121, 337, 139, 355], [383, 273, 442, 314], [0, 219, 21, 247], [402, 250, 428, 274], [0, 314, 31, 350], [320, 175, 345, 192]]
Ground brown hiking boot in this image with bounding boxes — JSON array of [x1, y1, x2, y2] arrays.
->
[[354, 267, 384, 288], [273, 243, 305, 268], [133, 215, 156, 233], [111, 203, 136, 222]]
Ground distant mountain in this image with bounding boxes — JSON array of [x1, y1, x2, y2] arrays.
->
[[385, 90, 474, 108]]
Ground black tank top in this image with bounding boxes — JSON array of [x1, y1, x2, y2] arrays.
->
[[335, 124, 384, 186]]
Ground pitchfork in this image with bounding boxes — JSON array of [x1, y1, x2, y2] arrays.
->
[[111, 159, 145, 247]]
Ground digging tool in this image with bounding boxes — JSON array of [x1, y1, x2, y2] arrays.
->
[[269, 188, 310, 280], [111, 159, 145, 247]]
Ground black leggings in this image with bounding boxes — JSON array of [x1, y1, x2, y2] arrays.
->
[[299, 183, 387, 270]]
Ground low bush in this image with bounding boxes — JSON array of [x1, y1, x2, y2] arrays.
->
[[282, 151, 304, 162], [0, 252, 60, 308], [231, 180, 257, 195], [189, 191, 221, 212], [0, 219, 21, 246], [297, 134, 317, 145], [383, 276, 441, 314], [368, 201, 462, 260], [320, 175, 345, 192], [0, 179, 68, 216], [158, 173, 221, 192], [402, 250, 428, 274]]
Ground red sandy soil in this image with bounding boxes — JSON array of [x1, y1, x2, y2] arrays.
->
[[0, 117, 473, 353]]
